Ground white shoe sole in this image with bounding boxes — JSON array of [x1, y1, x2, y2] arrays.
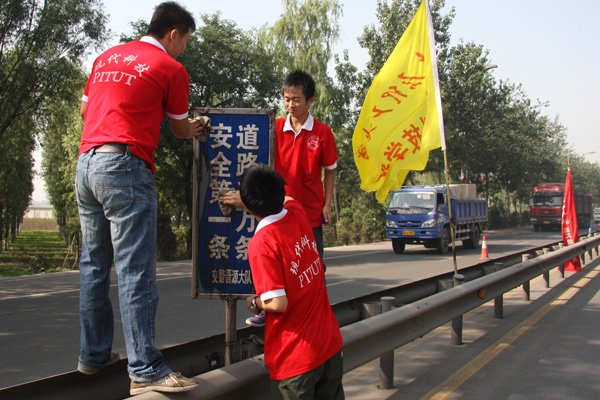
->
[[130, 383, 199, 396]]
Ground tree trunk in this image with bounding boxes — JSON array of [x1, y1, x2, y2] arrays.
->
[[333, 186, 340, 224], [11, 219, 17, 242], [3, 224, 8, 251]]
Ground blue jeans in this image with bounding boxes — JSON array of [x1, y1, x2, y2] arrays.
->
[[76, 147, 171, 382]]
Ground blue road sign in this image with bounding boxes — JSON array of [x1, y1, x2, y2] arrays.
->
[[192, 108, 275, 298]]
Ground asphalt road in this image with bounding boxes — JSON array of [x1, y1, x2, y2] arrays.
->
[[0, 226, 575, 390], [343, 242, 600, 400]]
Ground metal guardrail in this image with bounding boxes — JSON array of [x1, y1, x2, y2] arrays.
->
[[151, 233, 600, 400], [3, 234, 599, 399]]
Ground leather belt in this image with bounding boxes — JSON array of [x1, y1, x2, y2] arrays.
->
[[95, 143, 127, 154]]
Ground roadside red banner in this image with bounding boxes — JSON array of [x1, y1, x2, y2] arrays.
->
[[561, 169, 581, 272]]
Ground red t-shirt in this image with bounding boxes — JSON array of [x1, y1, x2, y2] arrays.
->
[[80, 37, 190, 174], [249, 200, 342, 380], [274, 115, 338, 227]]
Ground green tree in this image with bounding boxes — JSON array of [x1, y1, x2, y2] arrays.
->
[[0, 0, 109, 141], [185, 13, 282, 109], [485, 85, 566, 214], [441, 42, 497, 185], [0, 0, 108, 252], [41, 85, 86, 261], [268, 0, 343, 120], [565, 152, 600, 202], [358, 0, 454, 102], [326, 51, 361, 223], [0, 115, 35, 251]]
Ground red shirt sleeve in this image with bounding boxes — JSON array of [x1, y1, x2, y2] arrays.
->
[[319, 124, 338, 168], [166, 66, 190, 119], [248, 243, 286, 295]]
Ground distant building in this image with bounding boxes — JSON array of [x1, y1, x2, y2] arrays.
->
[[24, 201, 54, 219]]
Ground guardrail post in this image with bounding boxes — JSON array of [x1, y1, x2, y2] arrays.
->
[[494, 262, 504, 319], [361, 302, 382, 320], [558, 243, 565, 277], [542, 248, 550, 288], [451, 274, 465, 345], [482, 265, 495, 275], [379, 297, 396, 390], [522, 254, 531, 300], [437, 279, 453, 292], [225, 298, 237, 366]]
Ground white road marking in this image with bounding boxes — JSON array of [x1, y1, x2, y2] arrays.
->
[[325, 250, 390, 260], [0, 276, 187, 301], [327, 279, 355, 287]]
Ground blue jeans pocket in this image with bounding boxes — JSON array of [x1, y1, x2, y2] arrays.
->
[[93, 159, 134, 210]]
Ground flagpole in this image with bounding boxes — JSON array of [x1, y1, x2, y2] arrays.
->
[[425, 0, 458, 274], [443, 150, 458, 275], [425, 0, 446, 150]]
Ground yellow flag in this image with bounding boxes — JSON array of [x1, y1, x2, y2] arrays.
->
[[352, 0, 445, 204]]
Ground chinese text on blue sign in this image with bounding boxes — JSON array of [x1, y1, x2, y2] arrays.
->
[[192, 108, 275, 298]]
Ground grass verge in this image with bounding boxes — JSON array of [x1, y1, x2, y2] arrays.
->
[[0, 230, 78, 277]]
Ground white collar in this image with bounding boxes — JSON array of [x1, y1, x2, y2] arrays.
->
[[140, 36, 167, 53], [255, 207, 288, 233], [283, 113, 314, 135]]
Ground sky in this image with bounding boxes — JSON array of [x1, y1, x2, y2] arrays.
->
[[32, 0, 600, 201]]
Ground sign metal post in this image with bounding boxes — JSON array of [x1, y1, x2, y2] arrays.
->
[[192, 108, 275, 365]]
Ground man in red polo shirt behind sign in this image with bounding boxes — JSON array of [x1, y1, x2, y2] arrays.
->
[[221, 70, 338, 328], [274, 70, 338, 263]]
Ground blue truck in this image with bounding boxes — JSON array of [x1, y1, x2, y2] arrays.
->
[[385, 185, 488, 254]]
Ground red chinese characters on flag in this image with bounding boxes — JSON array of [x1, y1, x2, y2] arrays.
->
[[561, 169, 581, 272], [351, 0, 444, 204]]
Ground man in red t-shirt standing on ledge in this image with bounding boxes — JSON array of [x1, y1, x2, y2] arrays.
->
[[240, 164, 344, 400], [76, 2, 207, 396]]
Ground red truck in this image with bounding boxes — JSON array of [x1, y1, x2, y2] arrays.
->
[[530, 182, 593, 231]]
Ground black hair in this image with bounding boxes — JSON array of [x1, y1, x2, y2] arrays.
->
[[281, 70, 316, 100], [147, 1, 196, 38], [239, 164, 286, 219]]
